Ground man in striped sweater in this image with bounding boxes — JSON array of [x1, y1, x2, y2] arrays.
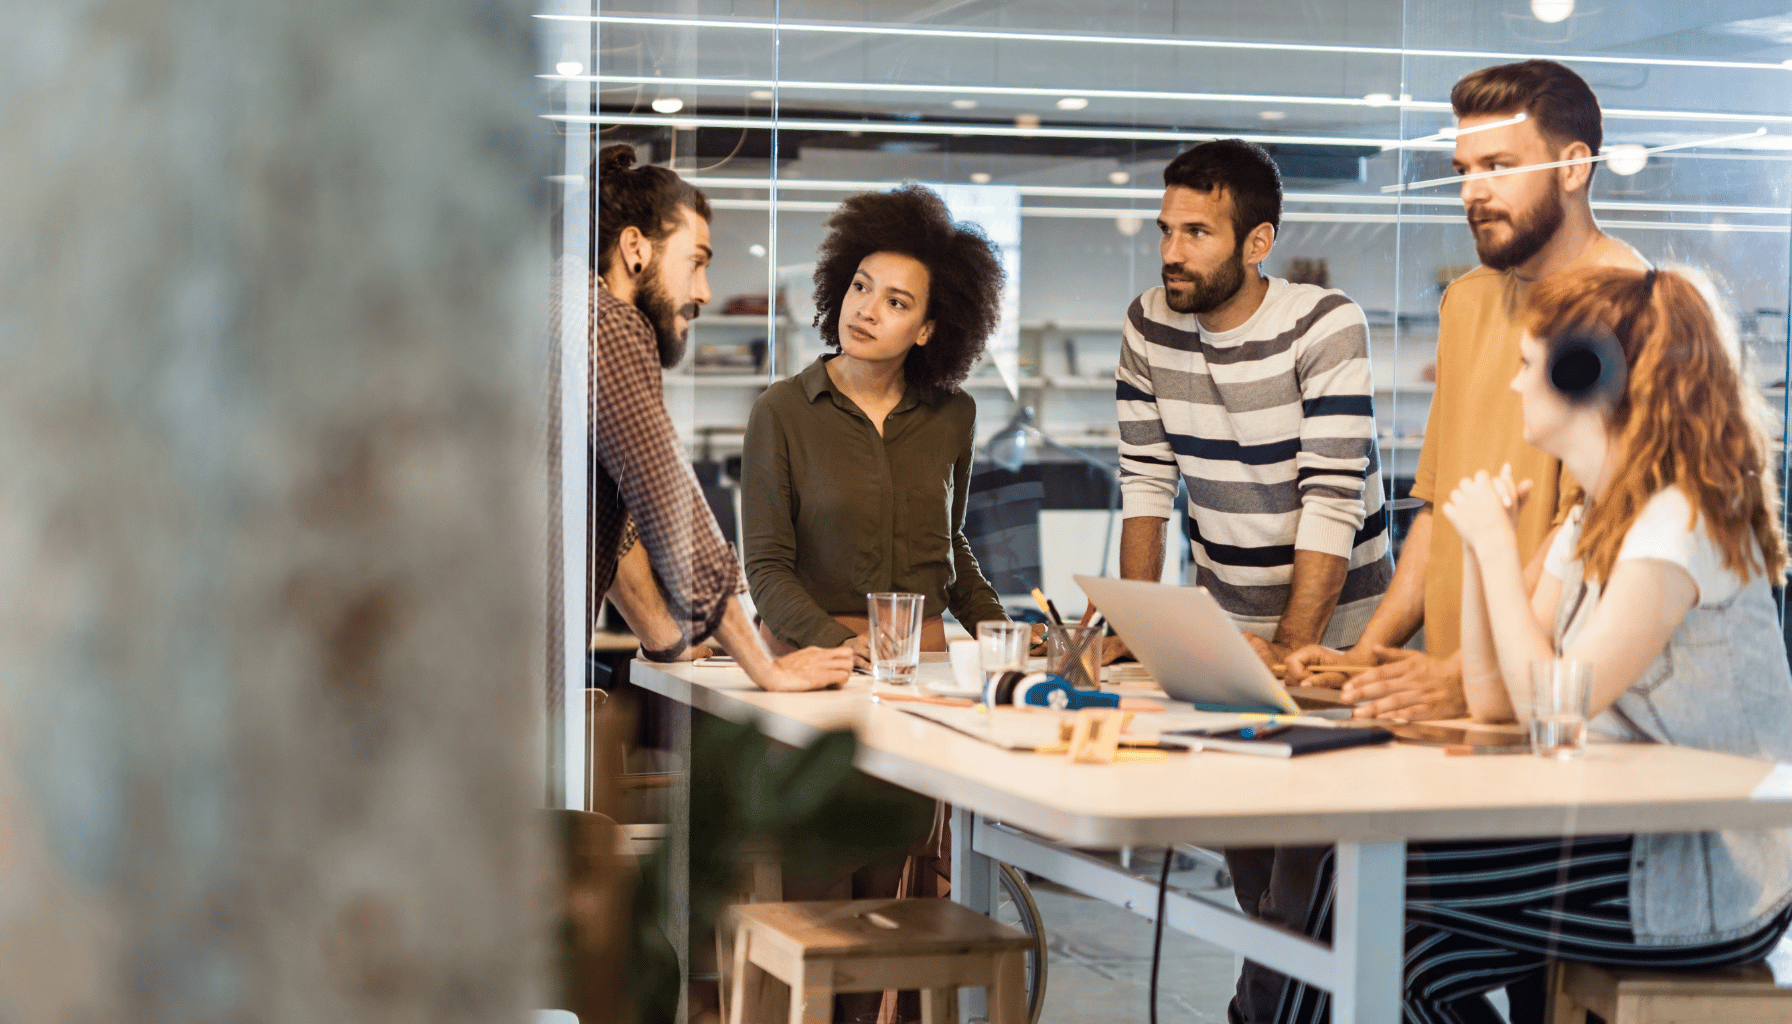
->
[[1114, 139, 1393, 1024]]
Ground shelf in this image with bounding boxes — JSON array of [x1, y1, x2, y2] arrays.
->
[[691, 314, 787, 327], [665, 373, 772, 387]]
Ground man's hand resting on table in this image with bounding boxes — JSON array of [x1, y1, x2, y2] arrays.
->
[[1282, 644, 1467, 721], [757, 645, 854, 692]]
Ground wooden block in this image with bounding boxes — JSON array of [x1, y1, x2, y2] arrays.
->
[[1067, 709, 1122, 764]]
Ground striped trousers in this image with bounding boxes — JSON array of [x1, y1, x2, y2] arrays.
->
[[1273, 836, 1791, 1024]]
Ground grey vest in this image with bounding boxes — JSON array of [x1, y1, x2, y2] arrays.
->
[[1556, 551, 1792, 944]]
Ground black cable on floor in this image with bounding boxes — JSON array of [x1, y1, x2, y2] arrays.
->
[[1149, 846, 1173, 1024]]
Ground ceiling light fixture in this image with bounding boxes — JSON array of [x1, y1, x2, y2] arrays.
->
[[970, 172, 993, 184], [951, 98, 978, 110], [1108, 171, 1131, 184], [683, 174, 1792, 218], [555, 61, 584, 76], [1531, 0, 1575, 23], [550, 13, 1792, 72], [562, 111, 1400, 149], [1115, 216, 1144, 236], [586, 74, 1792, 128], [1259, 110, 1287, 121], [1056, 97, 1089, 111], [1363, 93, 1394, 106], [749, 244, 768, 257], [650, 97, 684, 113]]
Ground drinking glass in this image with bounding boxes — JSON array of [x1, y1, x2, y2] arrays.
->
[[1529, 659, 1592, 759], [1046, 624, 1103, 690], [977, 621, 1031, 683], [867, 592, 925, 686]]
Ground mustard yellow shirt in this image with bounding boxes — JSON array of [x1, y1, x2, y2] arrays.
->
[[1410, 233, 1648, 656]]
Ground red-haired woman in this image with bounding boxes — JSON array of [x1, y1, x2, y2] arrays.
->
[[1275, 267, 1792, 1023]]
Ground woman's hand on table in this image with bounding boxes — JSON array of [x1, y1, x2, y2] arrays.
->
[[1098, 635, 1129, 665], [763, 646, 855, 691]]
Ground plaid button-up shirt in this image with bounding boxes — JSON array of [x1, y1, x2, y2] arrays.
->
[[589, 284, 742, 642]]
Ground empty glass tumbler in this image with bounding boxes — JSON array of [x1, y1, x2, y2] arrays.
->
[[1529, 659, 1592, 759], [867, 592, 925, 686]]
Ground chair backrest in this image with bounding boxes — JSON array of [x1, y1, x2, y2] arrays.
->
[[964, 465, 1045, 595]]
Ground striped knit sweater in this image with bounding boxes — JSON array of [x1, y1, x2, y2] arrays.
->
[[1117, 277, 1392, 646]]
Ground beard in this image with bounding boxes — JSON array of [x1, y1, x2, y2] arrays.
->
[[1162, 244, 1247, 315], [1469, 190, 1564, 272], [633, 259, 699, 369]]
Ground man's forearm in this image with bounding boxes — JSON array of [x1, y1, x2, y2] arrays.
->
[[1352, 506, 1431, 651], [603, 540, 685, 650], [1274, 549, 1349, 649], [1120, 516, 1167, 581], [710, 597, 778, 681]]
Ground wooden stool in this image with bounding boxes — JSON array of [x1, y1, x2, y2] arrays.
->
[[726, 898, 1032, 1024], [1550, 957, 1792, 1023]]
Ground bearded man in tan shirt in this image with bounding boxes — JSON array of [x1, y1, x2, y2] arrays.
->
[[1288, 60, 1647, 718]]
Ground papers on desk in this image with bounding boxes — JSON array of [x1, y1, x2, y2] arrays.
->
[[892, 703, 1259, 751], [1752, 763, 1792, 801]]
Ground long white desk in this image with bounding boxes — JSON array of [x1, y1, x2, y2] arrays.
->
[[628, 661, 1792, 1023]]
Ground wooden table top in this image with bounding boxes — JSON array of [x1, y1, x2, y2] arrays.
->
[[630, 660, 1792, 849]]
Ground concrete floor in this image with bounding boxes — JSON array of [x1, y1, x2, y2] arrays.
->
[[1019, 850, 1516, 1024]]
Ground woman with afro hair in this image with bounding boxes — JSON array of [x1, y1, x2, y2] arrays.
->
[[741, 183, 1019, 665]]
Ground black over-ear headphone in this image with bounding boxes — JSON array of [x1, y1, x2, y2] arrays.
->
[[1544, 269, 1655, 405]]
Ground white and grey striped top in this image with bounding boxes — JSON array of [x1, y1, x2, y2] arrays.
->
[[1116, 278, 1392, 646]]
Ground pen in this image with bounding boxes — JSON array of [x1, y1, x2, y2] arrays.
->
[[1031, 588, 1063, 625], [1240, 721, 1294, 740]]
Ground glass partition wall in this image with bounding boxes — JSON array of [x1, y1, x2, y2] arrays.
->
[[554, 0, 1791, 597], [550, 1, 1792, 1017]]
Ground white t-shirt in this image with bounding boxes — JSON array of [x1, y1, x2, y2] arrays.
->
[[1545, 486, 1747, 606]]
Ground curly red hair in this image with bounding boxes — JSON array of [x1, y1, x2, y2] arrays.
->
[[1525, 266, 1786, 586]]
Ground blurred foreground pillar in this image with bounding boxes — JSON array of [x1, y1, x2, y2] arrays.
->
[[0, 1, 548, 1021]]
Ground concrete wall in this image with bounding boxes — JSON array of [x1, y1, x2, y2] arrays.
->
[[0, 1, 549, 1020]]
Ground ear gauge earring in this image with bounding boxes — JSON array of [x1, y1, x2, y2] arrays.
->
[[632, 262, 643, 274]]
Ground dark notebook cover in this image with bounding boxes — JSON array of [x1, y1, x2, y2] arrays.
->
[[1164, 724, 1393, 758]]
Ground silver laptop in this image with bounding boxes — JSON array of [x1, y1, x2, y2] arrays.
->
[[1074, 575, 1301, 715]]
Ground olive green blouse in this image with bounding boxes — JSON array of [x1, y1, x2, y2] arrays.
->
[[742, 356, 1008, 649]]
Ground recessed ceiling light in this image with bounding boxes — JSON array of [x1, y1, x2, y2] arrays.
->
[[1014, 113, 1041, 129], [1363, 93, 1394, 106], [1258, 110, 1287, 121], [750, 89, 774, 100], [749, 243, 768, 257], [1056, 97, 1089, 111], [1605, 143, 1648, 176], [555, 61, 584, 77], [1115, 216, 1144, 236], [1108, 170, 1131, 184], [951, 98, 978, 110], [1531, 0, 1574, 23], [970, 172, 993, 184], [651, 97, 684, 113]]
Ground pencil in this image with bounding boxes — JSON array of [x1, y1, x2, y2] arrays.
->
[[1030, 587, 1063, 625]]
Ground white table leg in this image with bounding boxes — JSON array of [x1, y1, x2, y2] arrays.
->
[[951, 807, 995, 1024], [1330, 841, 1405, 1024]]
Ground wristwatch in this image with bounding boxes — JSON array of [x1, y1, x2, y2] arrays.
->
[[639, 636, 690, 663]]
